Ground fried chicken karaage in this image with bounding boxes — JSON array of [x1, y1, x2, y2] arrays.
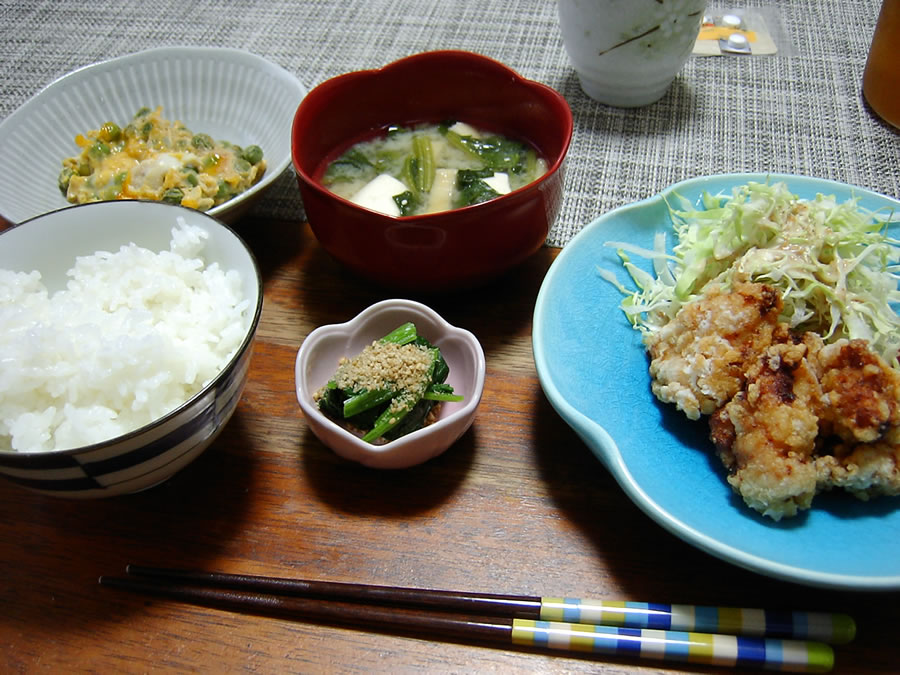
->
[[645, 282, 782, 420], [650, 282, 900, 519], [814, 340, 900, 502], [709, 338, 823, 519]]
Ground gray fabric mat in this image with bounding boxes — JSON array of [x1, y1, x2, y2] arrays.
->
[[1, 0, 896, 247]]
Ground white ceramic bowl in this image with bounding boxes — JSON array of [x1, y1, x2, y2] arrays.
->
[[0, 200, 262, 497], [0, 47, 307, 224], [558, 0, 706, 106], [295, 300, 485, 469]]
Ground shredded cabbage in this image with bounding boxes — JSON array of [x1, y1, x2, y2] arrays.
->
[[603, 180, 900, 366]]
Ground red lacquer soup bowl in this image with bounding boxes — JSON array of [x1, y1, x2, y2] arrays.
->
[[291, 50, 573, 291]]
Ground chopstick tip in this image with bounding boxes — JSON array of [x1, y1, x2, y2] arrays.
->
[[833, 613, 857, 645]]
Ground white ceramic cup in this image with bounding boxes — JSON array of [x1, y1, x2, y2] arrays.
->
[[558, 0, 707, 107]]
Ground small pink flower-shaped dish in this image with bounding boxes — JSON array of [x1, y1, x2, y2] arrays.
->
[[295, 299, 485, 469]]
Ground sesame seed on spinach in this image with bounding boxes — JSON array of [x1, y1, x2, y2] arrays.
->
[[314, 322, 463, 444]]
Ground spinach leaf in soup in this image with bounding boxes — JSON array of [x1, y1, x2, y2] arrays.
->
[[456, 169, 500, 207]]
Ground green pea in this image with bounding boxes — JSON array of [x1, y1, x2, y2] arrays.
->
[[162, 188, 184, 204], [192, 133, 214, 150], [182, 168, 199, 186], [140, 121, 153, 139], [234, 158, 251, 174], [77, 160, 92, 176], [134, 107, 151, 118], [88, 141, 110, 160], [58, 167, 74, 194], [98, 172, 127, 200], [215, 180, 231, 199], [241, 144, 263, 165], [99, 122, 121, 142], [202, 153, 221, 169]]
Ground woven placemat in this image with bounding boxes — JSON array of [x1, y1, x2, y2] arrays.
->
[[1, 0, 896, 246]]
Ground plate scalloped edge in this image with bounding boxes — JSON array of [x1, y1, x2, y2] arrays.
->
[[533, 172, 900, 591]]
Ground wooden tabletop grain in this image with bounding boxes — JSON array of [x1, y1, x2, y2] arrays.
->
[[1, 214, 898, 674]]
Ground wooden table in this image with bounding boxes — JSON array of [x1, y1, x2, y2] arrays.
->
[[1, 214, 898, 674]]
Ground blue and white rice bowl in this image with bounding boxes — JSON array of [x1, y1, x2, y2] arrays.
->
[[0, 200, 262, 497]]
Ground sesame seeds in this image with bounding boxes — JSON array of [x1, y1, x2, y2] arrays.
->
[[313, 322, 463, 445], [329, 340, 434, 411]]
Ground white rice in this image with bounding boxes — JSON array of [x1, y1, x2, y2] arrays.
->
[[0, 219, 249, 453]]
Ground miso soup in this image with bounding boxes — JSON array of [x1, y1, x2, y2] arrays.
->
[[320, 121, 548, 217]]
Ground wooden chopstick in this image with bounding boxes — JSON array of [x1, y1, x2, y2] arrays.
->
[[100, 575, 510, 643], [120, 565, 855, 644], [124, 564, 541, 617], [97, 566, 848, 672]]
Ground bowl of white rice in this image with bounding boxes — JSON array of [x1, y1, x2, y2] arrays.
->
[[0, 200, 262, 497]]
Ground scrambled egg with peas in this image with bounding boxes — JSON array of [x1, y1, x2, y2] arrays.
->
[[59, 106, 266, 211]]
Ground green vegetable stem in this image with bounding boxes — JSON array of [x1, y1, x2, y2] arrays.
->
[[411, 135, 435, 192], [316, 322, 464, 444]]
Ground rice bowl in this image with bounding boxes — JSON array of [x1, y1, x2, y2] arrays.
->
[[0, 200, 262, 497], [1, 219, 249, 452]]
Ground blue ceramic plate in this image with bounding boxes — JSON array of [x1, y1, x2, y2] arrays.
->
[[533, 173, 900, 590]]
